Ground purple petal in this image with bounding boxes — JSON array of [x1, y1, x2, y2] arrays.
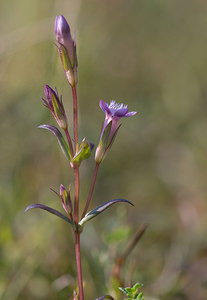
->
[[99, 100, 111, 115], [55, 15, 71, 38], [125, 111, 137, 117], [114, 107, 129, 117]]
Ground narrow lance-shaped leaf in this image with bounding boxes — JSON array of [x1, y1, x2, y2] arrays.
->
[[24, 203, 74, 225], [38, 124, 72, 161], [95, 295, 114, 300], [79, 199, 134, 227]]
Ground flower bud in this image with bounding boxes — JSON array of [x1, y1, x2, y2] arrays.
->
[[55, 15, 78, 86], [60, 184, 72, 215], [41, 85, 68, 130]]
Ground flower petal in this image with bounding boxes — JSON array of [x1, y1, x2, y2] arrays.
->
[[114, 107, 129, 117], [99, 100, 111, 115], [125, 111, 137, 117]]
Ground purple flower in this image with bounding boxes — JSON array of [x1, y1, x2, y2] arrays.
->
[[41, 85, 68, 130], [95, 100, 137, 164], [54, 15, 77, 86]]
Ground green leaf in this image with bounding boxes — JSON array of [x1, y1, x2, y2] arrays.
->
[[38, 124, 72, 161], [24, 203, 74, 225], [125, 287, 132, 293], [133, 283, 142, 291], [79, 199, 134, 227], [137, 292, 144, 299], [118, 287, 128, 295]]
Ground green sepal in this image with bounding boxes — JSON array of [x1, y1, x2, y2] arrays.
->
[[72, 138, 94, 167], [38, 124, 72, 161], [79, 199, 134, 227], [95, 122, 112, 164], [51, 93, 63, 122], [60, 43, 72, 72]]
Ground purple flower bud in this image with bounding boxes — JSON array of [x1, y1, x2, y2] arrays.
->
[[60, 184, 72, 215], [55, 15, 78, 86], [41, 85, 68, 130], [95, 100, 137, 164]]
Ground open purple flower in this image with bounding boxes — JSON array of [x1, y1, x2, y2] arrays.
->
[[95, 100, 137, 164], [41, 85, 68, 130]]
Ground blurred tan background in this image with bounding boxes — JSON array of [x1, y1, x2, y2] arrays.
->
[[1, 0, 207, 299]]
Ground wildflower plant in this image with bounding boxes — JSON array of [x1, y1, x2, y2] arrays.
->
[[25, 15, 138, 300]]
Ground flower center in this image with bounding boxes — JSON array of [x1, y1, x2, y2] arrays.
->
[[108, 100, 127, 114]]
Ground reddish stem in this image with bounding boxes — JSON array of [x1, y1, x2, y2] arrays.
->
[[71, 84, 84, 299], [74, 167, 80, 226], [72, 86, 78, 151], [81, 163, 99, 219], [75, 232, 84, 300], [65, 128, 74, 157]]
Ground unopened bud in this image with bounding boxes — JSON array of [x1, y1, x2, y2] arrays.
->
[[42, 85, 68, 130], [55, 15, 78, 86], [60, 184, 72, 215]]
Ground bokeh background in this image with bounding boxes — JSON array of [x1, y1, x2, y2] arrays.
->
[[1, 0, 207, 299]]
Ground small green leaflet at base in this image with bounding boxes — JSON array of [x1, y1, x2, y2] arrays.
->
[[24, 203, 74, 225], [38, 124, 72, 161], [118, 283, 144, 300], [79, 199, 134, 227]]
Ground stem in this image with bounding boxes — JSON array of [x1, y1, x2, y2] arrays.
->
[[75, 232, 84, 300], [65, 128, 74, 157], [81, 163, 99, 219], [74, 167, 80, 226], [72, 86, 78, 151], [71, 84, 84, 299]]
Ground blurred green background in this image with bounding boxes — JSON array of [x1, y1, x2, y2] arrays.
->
[[1, 0, 207, 299]]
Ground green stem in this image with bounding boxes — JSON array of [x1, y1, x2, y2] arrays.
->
[[81, 163, 99, 219]]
